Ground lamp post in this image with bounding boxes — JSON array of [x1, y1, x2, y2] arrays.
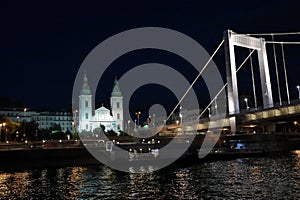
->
[[16, 131, 19, 141], [127, 120, 130, 134], [152, 114, 155, 127], [23, 108, 27, 140], [147, 116, 151, 126], [297, 85, 300, 99], [73, 110, 78, 139], [208, 108, 211, 118], [135, 111, 141, 126], [179, 113, 183, 126], [244, 98, 249, 109], [72, 121, 75, 133], [24, 108, 27, 121], [179, 106, 183, 125], [214, 98, 218, 115], [176, 120, 179, 132], [134, 119, 137, 129], [3, 123, 6, 142]]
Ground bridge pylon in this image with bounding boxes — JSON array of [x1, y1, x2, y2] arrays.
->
[[224, 30, 273, 132]]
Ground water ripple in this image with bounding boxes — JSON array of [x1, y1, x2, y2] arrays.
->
[[0, 152, 300, 199]]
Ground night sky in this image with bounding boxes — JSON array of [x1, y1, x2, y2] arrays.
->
[[1, 1, 300, 114]]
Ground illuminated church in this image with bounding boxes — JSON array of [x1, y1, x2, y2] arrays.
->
[[78, 73, 124, 132]]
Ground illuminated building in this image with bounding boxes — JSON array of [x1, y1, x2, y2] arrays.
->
[[78, 73, 123, 132]]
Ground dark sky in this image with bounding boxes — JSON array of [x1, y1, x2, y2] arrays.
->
[[0, 0, 300, 113]]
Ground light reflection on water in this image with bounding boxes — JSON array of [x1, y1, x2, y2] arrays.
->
[[0, 152, 300, 199]]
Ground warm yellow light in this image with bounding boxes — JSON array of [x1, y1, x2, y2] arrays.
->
[[242, 124, 256, 128], [294, 121, 298, 125]]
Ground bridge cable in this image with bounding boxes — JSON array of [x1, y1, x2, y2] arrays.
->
[[266, 41, 300, 45], [236, 50, 255, 72], [249, 49, 258, 108], [281, 42, 290, 104], [246, 32, 300, 36], [166, 39, 225, 121], [196, 83, 227, 120], [196, 49, 255, 120], [272, 34, 282, 106]]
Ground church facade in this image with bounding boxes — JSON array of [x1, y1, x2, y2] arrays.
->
[[78, 73, 124, 133]]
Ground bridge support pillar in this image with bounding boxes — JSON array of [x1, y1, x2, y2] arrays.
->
[[224, 30, 274, 132], [229, 116, 237, 133]]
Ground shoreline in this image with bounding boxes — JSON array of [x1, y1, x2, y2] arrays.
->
[[0, 133, 299, 171]]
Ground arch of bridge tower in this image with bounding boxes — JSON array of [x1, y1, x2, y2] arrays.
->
[[224, 30, 274, 132]]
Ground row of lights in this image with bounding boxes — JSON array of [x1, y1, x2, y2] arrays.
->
[[206, 85, 300, 117], [132, 107, 183, 129], [243, 85, 300, 109], [131, 111, 156, 130]]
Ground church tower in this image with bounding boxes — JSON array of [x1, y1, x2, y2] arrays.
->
[[78, 72, 92, 131], [110, 78, 123, 131]]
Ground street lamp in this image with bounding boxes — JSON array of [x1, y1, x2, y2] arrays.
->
[[73, 110, 78, 138], [24, 108, 27, 121], [147, 116, 152, 126], [23, 108, 27, 140], [16, 131, 19, 140], [127, 120, 130, 134], [3, 123, 6, 142], [214, 98, 218, 115], [179, 106, 183, 125], [152, 114, 155, 127], [208, 108, 211, 118], [297, 85, 300, 99], [244, 98, 249, 109], [135, 111, 141, 126], [72, 121, 75, 132], [179, 113, 183, 125], [176, 120, 179, 127]]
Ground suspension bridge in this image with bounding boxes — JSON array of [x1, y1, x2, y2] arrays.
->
[[167, 30, 300, 135]]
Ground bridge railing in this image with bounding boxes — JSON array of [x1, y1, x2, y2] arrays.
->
[[240, 103, 300, 122], [231, 98, 300, 116]]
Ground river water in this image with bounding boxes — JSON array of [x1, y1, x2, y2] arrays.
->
[[1, 151, 300, 199]]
